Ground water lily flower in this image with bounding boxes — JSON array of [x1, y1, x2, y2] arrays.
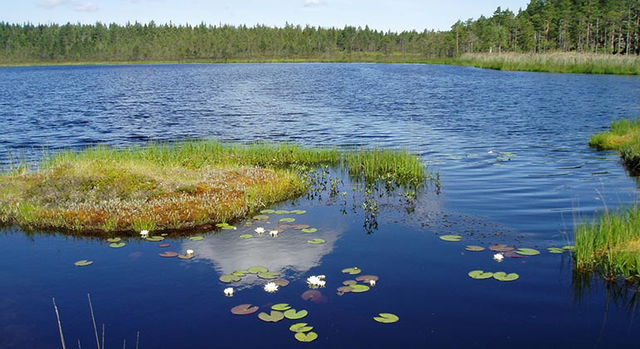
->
[[224, 287, 234, 297], [493, 253, 504, 262], [269, 230, 279, 237], [140, 230, 149, 238], [264, 282, 279, 293], [186, 249, 195, 256], [255, 227, 265, 234], [369, 280, 377, 286], [307, 275, 326, 288], [488, 150, 495, 154]]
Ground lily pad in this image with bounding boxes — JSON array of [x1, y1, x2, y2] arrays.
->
[[465, 245, 485, 252], [515, 248, 541, 256], [247, 266, 269, 274], [178, 254, 194, 260], [343, 280, 357, 286], [106, 238, 121, 243], [290, 224, 311, 230], [159, 243, 171, 248], [307, 239, 326, 245], [260, 209, 276, 214], [349, 284, 370, 293], [279, 218, 296, 223], [373, 313, 400, 324], [493, 272, 520, 282], [109, 242, 126, 248], [284, 309, 308, 320], [253, 215, 269, 221], [563, 245, 576, 251], [258, 311, 285, 322], [289, 323, 313, 333], [337, 286, 353, 295], [159, 251, 178, 258], [274, 210, 290, 214], [232, 270, 249, 277], [355, 275, 379, 282], [272, 303, 291, 311], [294, 332, 318, 343], [301, 228, 318, 233], [273, 279, 290, 287], [219, 274, 241, 283], [146, 236, 165, 242], [291, 210, 307, 215], [468, 270, 494, 280], [231, 304, 259, 315], [257, 271, 280, 279], [547, 247, 564, 254], [489, 244, 514, 252], [74, 260, 93, 267], [239, 234, 253, 239], [189, 236, 204, 241], [439, 235, 462, 242], [221, 225, 237, 230], [342, 267, 362, 275]]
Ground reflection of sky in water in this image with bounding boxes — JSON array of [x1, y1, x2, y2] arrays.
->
[[182, 219, 348, 287]]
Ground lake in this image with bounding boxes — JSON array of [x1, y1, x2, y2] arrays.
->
[[1, 63, 640, 348]]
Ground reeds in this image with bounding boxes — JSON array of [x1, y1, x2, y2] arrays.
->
[[0, 141, 429, 233], [459, 52, 640, 75], [590, 118, 640, 170]]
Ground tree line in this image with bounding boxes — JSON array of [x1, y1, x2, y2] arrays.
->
[[0, 0, 638, 63]]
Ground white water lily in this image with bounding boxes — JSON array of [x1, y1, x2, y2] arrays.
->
[[264, 282, 279, 293], [140, 230, 149, 238], [255, 227, 265, 234], [307, 275, 326, 288], [369, 280, 377, 286], [224, 287, 234, 297], [493, 253, 504, 262], [186, 249, 195, 256], [269, 230, 279, 237]]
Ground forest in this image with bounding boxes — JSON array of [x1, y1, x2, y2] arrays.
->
[[0, 0, 638, 64]]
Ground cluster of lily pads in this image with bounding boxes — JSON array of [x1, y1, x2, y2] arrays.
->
[[219, 266, 285, 284], [468, 270, 520, 281], [336, 267, 379, 296], [231, 302, 318, 342], [235, 209, 325, 245]]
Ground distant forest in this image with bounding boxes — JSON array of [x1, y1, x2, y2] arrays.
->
[[1, 0, 639, 63]]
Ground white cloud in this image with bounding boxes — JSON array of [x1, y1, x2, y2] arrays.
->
[[74, 2, 98, 12], [304, 0, 325, 7], [36, 0, 98, 12], [38, 0, 69, 8]]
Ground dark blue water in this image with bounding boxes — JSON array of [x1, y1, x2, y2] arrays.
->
[[1, 63, 640, 348]]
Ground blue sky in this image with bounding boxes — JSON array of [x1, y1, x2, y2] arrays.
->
[[2, 0, 531, 32]]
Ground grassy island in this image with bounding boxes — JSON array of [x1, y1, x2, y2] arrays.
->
[[577, 119, 640, 280], [0, 141, 428, 234]]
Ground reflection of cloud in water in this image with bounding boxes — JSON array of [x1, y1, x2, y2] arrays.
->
[[182, 220, 347, 286]]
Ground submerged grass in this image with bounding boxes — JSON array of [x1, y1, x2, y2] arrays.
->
[[0, 140, 429, 234], [459, 52, 640, 75], [576, 207, 640, 280]]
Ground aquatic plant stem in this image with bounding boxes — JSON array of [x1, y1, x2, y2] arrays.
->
[[87, 294, 101, 349], [53, 298, 67, 349]]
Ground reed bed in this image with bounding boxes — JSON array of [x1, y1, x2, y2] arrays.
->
[[459, 52, 640, 75], [0, 141, 428, 234], [590, 118, 640, 170]]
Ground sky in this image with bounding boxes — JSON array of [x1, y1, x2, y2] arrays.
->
[[1, 0, 531, 32]]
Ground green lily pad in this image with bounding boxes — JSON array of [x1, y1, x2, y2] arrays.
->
[[307, 239, 326, 245], [547, 247, 565, 254], [274, 210, 290, 214], [563, 245, 576, 251], [439, 235, 462, 242], [109, 242, 126, 248], [294, 332, 318, 343], [146, 236, 164, 242], [301, 228, 318, 233], [284, 309, 308, 320], [232, 270, 249, 277], [106, 238, 121, 243], [515, 248, 541, 256], [231, 304, 259, 315], [280, 218, 296, 223], [272, 303, 291, 311], [253, 215, 269, 221], [219, 274, 242, 283], [221, 225, 237, 230], [342, 267, 362, 275], [373, 313, 399, 324], [289, 323, 313, 333], [239, 234, 253, 239], [260, 209, 276, 214], [291, 210, 307, 215], [493, 272, 520, 282], [343, 280, 357, 286], [74, 260, 93, 267], [257, 271, 280, 279], [189, 236, 204, 241], [468, 270, 494, 279], [258, 311, 285, 323], [465, 245, 485, 252], [349, 284, 370, 293], [247, 266, 269, 274]]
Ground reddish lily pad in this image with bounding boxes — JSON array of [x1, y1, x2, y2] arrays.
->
[[301, 290, 324, 302], [159, 251, 179, 258], [273, 279, 290, 287], [355, 275, 379, 283], [158, 243, 171, 248], [231, 304, 259, 315]]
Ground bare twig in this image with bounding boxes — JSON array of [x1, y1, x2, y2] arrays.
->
[[77, 339, 82, 349], [122, 339, 126, 349], [87, 294, 101, 349], [101, 324, 105, 349], [135, 331, 139, 349], [52, 298, 67, 349]]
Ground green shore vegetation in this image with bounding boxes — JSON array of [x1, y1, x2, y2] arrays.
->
[[577, 118, 640, 280], [0, 141, 428, 234]]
